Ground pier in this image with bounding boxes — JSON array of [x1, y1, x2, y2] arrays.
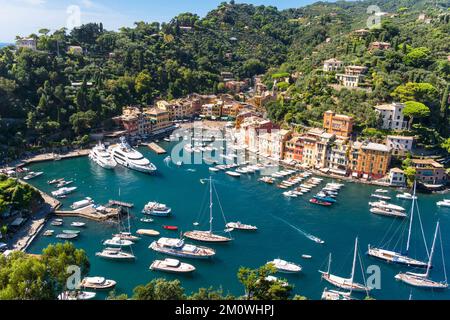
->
[[146, 142, 167, 154], [55, 206, 121, 221]]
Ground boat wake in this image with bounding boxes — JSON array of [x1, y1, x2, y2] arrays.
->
[[271, 215, 325, 244]]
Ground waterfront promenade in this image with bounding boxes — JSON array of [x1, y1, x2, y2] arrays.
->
[[7, 188, 61, 251]]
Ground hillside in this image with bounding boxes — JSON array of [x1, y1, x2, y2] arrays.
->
[[0, 0, 449, 161]]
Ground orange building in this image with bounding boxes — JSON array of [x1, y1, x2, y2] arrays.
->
[[283, 135, 304, 163], [350, 142, 392, 179], [323, 110, 354, 138]]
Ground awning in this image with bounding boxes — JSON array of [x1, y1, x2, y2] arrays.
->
[[352, 172, 359, 178], [320, 168, 330, 173], [329, 169, 347, 176]]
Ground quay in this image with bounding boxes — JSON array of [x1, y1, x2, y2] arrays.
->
[[145, 142, 167, 154], [55, 206, 121, 221]]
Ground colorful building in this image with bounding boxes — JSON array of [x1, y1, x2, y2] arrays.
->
[[323, 110, 354, 138], [350, 142, 392, 179], [411, 159, 448, 186], [386, 135, 414, 156], [283, 135, 304, 163], [323, 58, 343, 72], [374, 103, 408, 131]]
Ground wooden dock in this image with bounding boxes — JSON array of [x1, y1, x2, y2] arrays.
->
[[147, 142, 167, 154]]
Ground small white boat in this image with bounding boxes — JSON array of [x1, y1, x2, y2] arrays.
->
[[58, 291, 96, 300], [369, 201, 405, 212], [397, 192, 417, 200], [150, 258, 196, 274], [52, 187, 77, 198], [23, 171, 44, 180], [71, 222, 86, 228], [48, 178, 64, 185], [226, 171, 241, 178], [56, 180, 73, 188], [43, 230, 54, 237], [371, 194, 391, 200], [113, 232, 141, 242], [56, 233, 78, 240], [140, 218, 154, 223], [226, 222, 257, 231], [81, 277, 117, 290], [103, 237, 134, 247], [96, 248, 136, 261], [149, 237, 215, 259], [283, 191, 298, 198], [321, 288, 353, 300], [51, 221, 63, 226], [370, 207, 407, 218], [136, 229, 160, 237], [437, 199, 450, 207], [375, 189, 388, 193], [142, 202, 172, 217], [70, 198, 94, 210], [268, 259, 302, 273], [302, 254, 312, 259]]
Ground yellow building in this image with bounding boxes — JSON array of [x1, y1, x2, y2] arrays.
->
[[350, 142, 391, 179], [143, 107, 172, 134]]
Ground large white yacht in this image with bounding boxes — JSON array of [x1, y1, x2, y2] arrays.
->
[[108, 137, 157, 173], [89, 142, 117, 169]]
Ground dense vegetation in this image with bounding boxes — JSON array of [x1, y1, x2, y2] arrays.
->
[[0, 0, 448, 162], [0, 175, 43, 216], [0, 243, 89, 299], [108, 264, 307, 300]]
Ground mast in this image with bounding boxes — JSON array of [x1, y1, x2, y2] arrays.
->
[[425, 222, 439, 278], [350, 237, 358, 282], [327, 253, 332, 274], [405, 181, 416, 254], [209, 176, 213, 233]]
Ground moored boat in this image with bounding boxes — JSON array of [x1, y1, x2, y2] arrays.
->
[[56, 233, 78, 240], [437, 199, 450, 207], [137, 229, 160, 237], [267, 259, 302, 273], [225, 222, 257, 231], [142, 202, 172, 217], [71, 222, 86, 228], [103, 237, 134, 247], [310, 198, 332, 206], [89, 142, 117, 169], [225, 171, 241, 178], [108, 137, 157, 174], [163, 225, 178, 231], [370, 194, 391, 200], [80, 277, 117, 290], [150, 258, 196, 274], [58, 291, 96, 300], [370, 207, 407, 218], [96, 248, 136, 261], [70, 198, 94, 210], [149, 237, 215, 259], [52, 187, 77, 198], [397, 192, 417, 200]]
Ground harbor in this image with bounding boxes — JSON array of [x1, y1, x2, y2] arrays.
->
[[23, 139, 450, 300]]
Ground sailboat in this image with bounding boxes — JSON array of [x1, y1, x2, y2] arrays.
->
[[395, 221, 448, 289], [367, 181, 429, 268], [184, 177, 232, 243], [320, 237, 371, 293], [113, 210, 140, 242]]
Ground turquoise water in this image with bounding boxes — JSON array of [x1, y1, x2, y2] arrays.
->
[[26, 141, 450, 300]]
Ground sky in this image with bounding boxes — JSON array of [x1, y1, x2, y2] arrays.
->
[[0, 0, 334, 42]]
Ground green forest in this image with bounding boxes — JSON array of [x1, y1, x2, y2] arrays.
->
[[0, 0, 449, 162]]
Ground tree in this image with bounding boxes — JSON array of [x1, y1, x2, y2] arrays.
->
[[132, 279, 185, 300], [403, 167, 417, 187], [41, 242, 90, 293], [403, 47, 432, 67], [135, 70, 155, 104], [237, 264, 293, 300], [403, 101, 430, 129], [188, 287, 234, 300]]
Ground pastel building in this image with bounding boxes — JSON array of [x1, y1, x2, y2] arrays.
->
[[411, 159, 448, 186], [323, 58, 343, 72], [350, 141, 392, 179], [336, 66, 368, 88], [374, 103, 408, 131], [323, 110, 354, 138], [386, 135, 414, 156]]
